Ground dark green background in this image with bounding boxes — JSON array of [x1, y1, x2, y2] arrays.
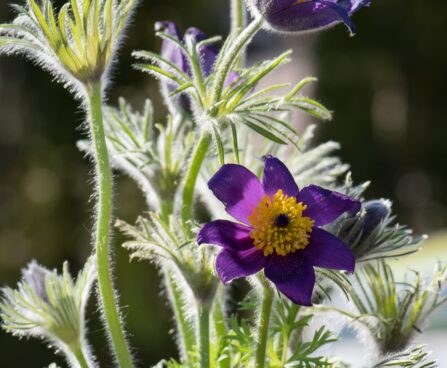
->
[[0, 0, 446, 366]]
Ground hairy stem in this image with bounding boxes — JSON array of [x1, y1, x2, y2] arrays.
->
[[86, 83, 134, 368], [181, 129, 212, 226], [230, 0, 246, 68], [159, 198, 174, 224], [164, 269, 195, 363], [213, 287, 230, 368], [255, 286, 274, 368], [198, 302, 211, 368], [69, 342, 91, 368]]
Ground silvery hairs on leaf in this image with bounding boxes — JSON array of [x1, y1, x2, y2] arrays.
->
[[117, 214, 219, 305], [134, 18, 332, 161], [117, 214, 219, 360], [78, 98, 195, 213], [0, 0, 136, 95], [349, 262, 447, 357], [327, 197, 425, 262], [372, 344, 437, 368], [0, 257, 97, 367]]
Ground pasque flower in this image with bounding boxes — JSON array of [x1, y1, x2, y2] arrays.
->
[[198, 156, 360, 305], [156, 21, 239, 113], [248, 0, 371, 35]]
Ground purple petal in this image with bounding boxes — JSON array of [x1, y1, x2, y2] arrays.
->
[[216, 248, 266, 284], [208, 164, 265, 224], [299, 185, 361, 226], [156, 21, 188, 74], [184, 27, 218, 78], [197, 220, 254, 252], [257, 0, 357, 35], [302, 228, 355, 273], [155, 21, 191, 113], [264, 253, 315, 306], [262, 156, 298, 197]]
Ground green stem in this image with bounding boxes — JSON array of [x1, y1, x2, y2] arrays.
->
[[159, 197, 174, 224], [69, 342, 90, 368], [255, 286, 274, 368], [86, 83, 134, 368], [181, 129, 212, 226], [198, 302, 211, 368], [213, 287, 230, 368], [165, 269, 195, 363], [230, 0, 246, 68], [281, 333, 289, 366]]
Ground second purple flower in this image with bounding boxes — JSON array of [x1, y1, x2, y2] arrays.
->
[[156, 21, 239, 114], [198, 156, 360, 305]]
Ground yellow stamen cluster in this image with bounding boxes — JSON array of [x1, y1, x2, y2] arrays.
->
[[248, 189, 314, 257]]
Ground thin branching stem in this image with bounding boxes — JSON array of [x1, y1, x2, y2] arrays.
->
[[86, 82, 134, 368], [181, 129, 212, 227]]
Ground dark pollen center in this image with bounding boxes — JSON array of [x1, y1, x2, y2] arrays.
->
[[274, 214, 290, 228]]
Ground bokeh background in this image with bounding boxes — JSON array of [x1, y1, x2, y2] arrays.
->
[[0, 0, 446, 366]]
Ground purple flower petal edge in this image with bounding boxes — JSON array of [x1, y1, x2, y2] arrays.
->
[[262, 155, 299, 197], [302, 228, 355, 273], [300, 184, 361, 227], [216, 248, 266, 284], [264, 253, 315, 306], [197, 220, 254, 252], [208, 164, 265, 224]]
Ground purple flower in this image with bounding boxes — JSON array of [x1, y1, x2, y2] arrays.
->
[[156, 21, 240, 114], [197, 156, 360, 305], [249, 0, 371, 35]]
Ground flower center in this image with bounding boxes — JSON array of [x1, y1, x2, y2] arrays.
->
[[248, 189, 314, 257]]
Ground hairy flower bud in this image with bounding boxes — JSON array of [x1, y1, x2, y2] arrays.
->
[[1, 257, 97, 367], [0, 0, 136, 92], [155, 21, 240, 115], [247, 0, 371, 35], [360, 199, 391, 241]]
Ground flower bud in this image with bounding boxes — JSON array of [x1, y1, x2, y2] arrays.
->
[[360, 199, 391, 241], [247, 0, 371, 35], [1, 257, 97, 366], [156, 21, 240, 115]]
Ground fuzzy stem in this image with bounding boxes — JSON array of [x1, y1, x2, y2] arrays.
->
[[280, 333, 289, 366], [160, 198, 174, 224], [213, 287, 230, 368], [86, 83, 134, 368], [181, 129, 212, 226], [255, 286, 274, 368], [69, 342, 91, 368], [198, 302, 211, 368], [164, 269, 196, 363], [230, 0, 246, 68]]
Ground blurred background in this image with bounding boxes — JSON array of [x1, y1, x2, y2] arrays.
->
[[0, 0, 446, 366]]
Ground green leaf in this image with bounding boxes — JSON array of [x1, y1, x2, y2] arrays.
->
[[241, 118, 288, 145]]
